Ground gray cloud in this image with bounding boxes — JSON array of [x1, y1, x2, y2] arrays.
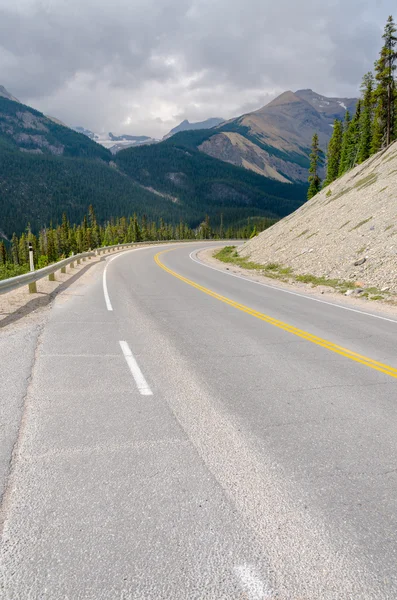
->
[[0, 0, 394, 137]]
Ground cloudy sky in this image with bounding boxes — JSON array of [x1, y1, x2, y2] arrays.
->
[[0, 0, 393, 137]]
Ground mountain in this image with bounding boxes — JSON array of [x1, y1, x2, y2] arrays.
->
[[295, 89, 357, 122], [172, 90, 357, 183], [74, 127, 157, 153], [163, 117, 225, 139], [74, 126, 96, 139], [0, 92, 307, 237], [0, 85, 20, 103], [0, 96, 110, 159], [239, 140, 397, 294]]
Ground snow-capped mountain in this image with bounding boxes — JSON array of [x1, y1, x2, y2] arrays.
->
[[74, 127, 158, 153], [294, 89, 357, 123]]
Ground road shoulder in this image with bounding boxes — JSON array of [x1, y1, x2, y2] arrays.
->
[[197, 246, 397, 319]]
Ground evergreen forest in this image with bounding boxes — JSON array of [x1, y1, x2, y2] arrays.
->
[[0, 207, 276, 280]]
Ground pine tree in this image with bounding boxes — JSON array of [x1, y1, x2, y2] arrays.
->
[[11, 233, 19, 265], [132, 214, 142, 242], [88, 205, 100, 248], [373, 15, 397, 149], [250, 225, 258, 238], [219, 213, 224, 239], [60, 213, 70, 256], [18, 233, 28, 265], [69, 226, 78, 254], [358, 72, 375, 163], [198, 215, 212, 239], [39, 228, 47, 257], [338, 111, 352, 176], [344, 101, 362, 173], [0, 241, 6, 265], [141, 215, 149, 241], [47, 229, 58, 263], [307, 133, 324, 199], [323, 119, 343, 186]]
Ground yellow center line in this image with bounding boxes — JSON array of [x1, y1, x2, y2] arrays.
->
[[154, 249, 397, 380]]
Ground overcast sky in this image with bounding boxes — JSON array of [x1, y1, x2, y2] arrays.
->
[[0, 0, 393, 137]]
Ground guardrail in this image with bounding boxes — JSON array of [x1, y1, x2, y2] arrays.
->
[[0, 239, 194, 296]]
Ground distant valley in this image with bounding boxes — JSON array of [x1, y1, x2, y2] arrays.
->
[[0, 86, 307, 237], [73, 117, 225, 154], [80, 89, 356, 181], [73, 90, 357, 182]]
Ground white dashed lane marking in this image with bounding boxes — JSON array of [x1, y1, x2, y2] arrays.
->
[[119, 340, 153, 396]]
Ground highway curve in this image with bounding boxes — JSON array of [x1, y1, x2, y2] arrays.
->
[[1, 242, 397, 599]]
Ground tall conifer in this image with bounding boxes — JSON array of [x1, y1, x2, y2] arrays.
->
[[323, 119, 343, 186], [338, 111, 352, 176], [373, 15, 397, 149], [307, 133, 324, 199], [358, 72, 375, 163]]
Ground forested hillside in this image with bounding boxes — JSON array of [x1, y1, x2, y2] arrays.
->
[[0, 147, 185, 236], [115, 140, 308, 224]]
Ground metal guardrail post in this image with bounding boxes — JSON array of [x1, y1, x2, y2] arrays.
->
[[28, 242, 37, 294]]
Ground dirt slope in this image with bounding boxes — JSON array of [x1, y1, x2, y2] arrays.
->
[[239, 141, 397, 293]]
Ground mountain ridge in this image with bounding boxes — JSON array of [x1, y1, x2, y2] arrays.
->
[[191, 89, 358, 183], [0, 90, 307, 236], [163, 117, 225, 140], [0, 85, 20, 103]]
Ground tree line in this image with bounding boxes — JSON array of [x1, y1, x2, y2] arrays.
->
[[308, 15, 397, 199], [0, 207, 276, 280]]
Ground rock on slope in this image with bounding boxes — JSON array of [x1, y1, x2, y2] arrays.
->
[[239, 141, 397, 293]]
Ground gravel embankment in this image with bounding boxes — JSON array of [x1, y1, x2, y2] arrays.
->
[[240, 141, 397, 294]]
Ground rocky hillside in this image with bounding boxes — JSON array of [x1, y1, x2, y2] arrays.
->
[[184, 90, 356, 183], [239, 141, 397, 294], [0, 95, 110, 159]]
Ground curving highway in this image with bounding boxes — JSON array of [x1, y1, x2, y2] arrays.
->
[[1, 241, 397, 599]]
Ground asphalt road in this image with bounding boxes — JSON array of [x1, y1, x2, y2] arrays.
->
[[1, 241, 397, 599]]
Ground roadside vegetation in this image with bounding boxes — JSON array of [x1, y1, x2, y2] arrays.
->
[[214, 246, 391, 303]]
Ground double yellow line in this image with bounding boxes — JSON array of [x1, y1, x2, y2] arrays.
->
[[155, 249, 397, 380]]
